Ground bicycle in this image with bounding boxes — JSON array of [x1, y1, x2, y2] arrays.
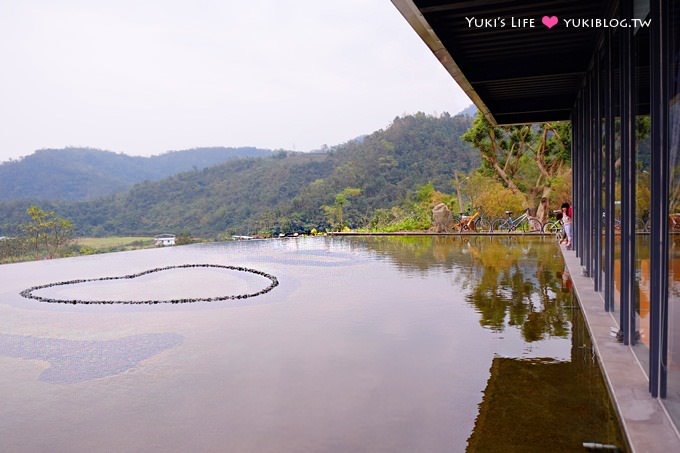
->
[[670, 213, 680, 232], [612, 217, 648, 233], [542, 210, 563, 237], [475, 215, 492, 233], [451, 210, 492, 233], [492, 209, 543, 233], [638, 211, 650, 232]]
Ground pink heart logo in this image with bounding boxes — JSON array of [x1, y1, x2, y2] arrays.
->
[[542, 16, 558, 29]]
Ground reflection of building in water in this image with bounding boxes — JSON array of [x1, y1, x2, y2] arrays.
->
[[467, 353, 624, 452], [468, 309, 625, 451]]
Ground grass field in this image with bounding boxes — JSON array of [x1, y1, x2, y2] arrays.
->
[[76, 236, 156, 252], [0, 236, 159, 264]]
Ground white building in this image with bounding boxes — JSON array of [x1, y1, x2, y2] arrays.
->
[[154, 234, 176, 246]]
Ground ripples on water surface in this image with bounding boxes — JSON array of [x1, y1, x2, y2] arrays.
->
[[0, 236, 624, 452]]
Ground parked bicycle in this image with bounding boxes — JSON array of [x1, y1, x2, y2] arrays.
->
[[492, 209, 543, 233], [451, 209, 492, 233], [542, 210, 563, 236], [670, 213, 680, 232], [612, 218, 649, 232]]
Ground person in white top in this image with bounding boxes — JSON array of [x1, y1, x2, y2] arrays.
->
[[561, 202, 573, 249]]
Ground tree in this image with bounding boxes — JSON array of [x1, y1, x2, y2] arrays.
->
[[0, 112, 480, 236], [460, 173, 527, 219], [21, 206, 74, 259], [461, 112, 572, 212], [176, 230, 194, 245], [322, 187, 361, 230]]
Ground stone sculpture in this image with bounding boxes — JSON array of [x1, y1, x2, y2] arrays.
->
[[432, 202, 452, 233]]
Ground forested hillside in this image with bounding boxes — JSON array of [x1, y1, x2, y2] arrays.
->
[[0, 112, 477, 237], [0, 146, 273, 201]]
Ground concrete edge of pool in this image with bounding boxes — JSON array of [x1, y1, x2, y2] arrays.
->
[[561, 247, 680, 453]]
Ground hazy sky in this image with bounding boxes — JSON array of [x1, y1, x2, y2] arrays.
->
[[0, 0, 470, 162]]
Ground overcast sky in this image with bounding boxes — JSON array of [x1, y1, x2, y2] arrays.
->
[[0, 0, 470, 162]]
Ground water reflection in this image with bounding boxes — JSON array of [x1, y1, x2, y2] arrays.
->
[[349, 236, 572, 342], [341, 236, 625, 452], [0, 333, 183, 383], [467, 308, 626, 452], [0, 236, 625, 452]]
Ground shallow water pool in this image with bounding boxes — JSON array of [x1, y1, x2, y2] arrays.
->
[[0, 236, 624, 452]]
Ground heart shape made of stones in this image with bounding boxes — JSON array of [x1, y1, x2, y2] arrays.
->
[[20, 264, 279, 305]]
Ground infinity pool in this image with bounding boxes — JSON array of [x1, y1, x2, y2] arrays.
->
[[0, 236, 624, 452]]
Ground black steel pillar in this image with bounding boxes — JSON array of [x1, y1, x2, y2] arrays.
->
[[573, 95, 581, 262], [605, 29, 616, 313], [649, 0, 670, 398], [594, 53, 603, 293], [584, 70, 593, 277], [620, 0, 635, 345]]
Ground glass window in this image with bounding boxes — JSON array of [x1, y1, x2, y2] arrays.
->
[[666, 0, 680, 427], [612, 27, 622, 314], [601, 46, 608, 295], [632, 9, 651, 368]]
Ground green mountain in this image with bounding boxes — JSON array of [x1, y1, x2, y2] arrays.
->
[[0, 146, 273, 202], [0, 112, 477, 237]]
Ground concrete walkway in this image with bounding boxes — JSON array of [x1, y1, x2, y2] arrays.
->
[[561, 247, 680, 453]]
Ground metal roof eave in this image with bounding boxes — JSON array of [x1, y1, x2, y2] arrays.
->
[[391, 0, 498, 125]]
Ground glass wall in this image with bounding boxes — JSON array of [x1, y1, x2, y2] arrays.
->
[[666, 0, 680, 427], [612, 28, 622, 315], [573, 0, 679, 427], [600, 45, 608, 301], [632, 0, 650, 367]]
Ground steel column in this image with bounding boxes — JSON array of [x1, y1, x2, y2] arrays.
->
[[605, 29, 616, 313], [620, 0, 635, 345]]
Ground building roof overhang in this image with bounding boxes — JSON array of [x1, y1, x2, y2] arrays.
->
[[391, 0, 611, 125]]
